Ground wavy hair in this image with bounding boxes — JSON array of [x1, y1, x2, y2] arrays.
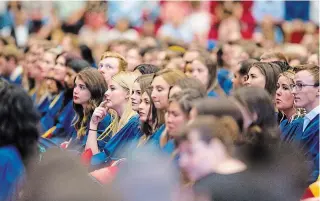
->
[[232, 87, 279, 149], [73, 68, 107, 138]]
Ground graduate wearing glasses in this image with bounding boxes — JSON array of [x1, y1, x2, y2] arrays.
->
[[291, 64, 319, 183]]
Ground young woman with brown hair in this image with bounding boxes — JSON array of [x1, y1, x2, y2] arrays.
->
[[245, 62, 283, 97], [61, 68, 109, 152], [190, 52, 225, 97]]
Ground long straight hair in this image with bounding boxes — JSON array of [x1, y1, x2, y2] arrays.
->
[[136, 74, 163, 137], [195, 52, 225, 96], [99, 72, 138, 139]]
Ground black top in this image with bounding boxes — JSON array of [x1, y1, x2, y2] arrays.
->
[[193, 143, 310, 201]]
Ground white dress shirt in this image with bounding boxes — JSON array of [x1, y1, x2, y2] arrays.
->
[[303, 105, 320, 132]]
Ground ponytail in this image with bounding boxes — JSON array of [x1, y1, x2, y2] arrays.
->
[[242, 123, 279, 162], [246, 124, 263, 145]]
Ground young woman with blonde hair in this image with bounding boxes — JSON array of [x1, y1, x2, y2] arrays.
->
[[85, 72, 141, 165], [276, 70, 304, 142]]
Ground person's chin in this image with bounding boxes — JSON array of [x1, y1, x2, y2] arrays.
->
[[73, 100, 80, 104], [106, 102, 113, 108], [154, 102, 161, 108]]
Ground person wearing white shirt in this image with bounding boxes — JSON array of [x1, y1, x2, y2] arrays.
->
[[303, 105, 320, 132], [291, 64, 319, 183]]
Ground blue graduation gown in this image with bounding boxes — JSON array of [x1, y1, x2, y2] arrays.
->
[[91, 115, 142, 166], [280, 117, 303, 143], [51, 101, 75, 141], [217, 68, 233, 95], [9, 74, 22, 85], [147, 124, 165, 147], [163, 139, 175, 155], [32, 93, 50, 117], [68, 114, 112, 153], [294, 114, 319, 183], [40, 92, 65, 133], [0, 76, 9, 82], [163, 139, 180, 164], [207, 90, 218, 97], [0, 146, 24, 201]]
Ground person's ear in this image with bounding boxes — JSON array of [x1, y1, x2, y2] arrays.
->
[[125, 90, 130, 100]]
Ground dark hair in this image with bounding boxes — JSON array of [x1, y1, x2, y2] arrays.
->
[[67, 59, 91, 73], [64, 52, 82, 66], [80, 44, 95, 65], [170, 88, 205, 116], [193, 97, 244, 134], [232, 87, 279, 145], [140, 86, 159, 137], [195, 52, 225, 96], [73, 68, 107, 138], [140, 47, 159, 57], [20, 148, 119, 201], [271, 61, 291, 72], [216, 47, 224, 67], [133, 64, 160, 75], [0, 81, 39, 163], [174, 77, 207, 97], [248, 62, 282, 96], [176, 115, 239, 152], [238, 59, 257, 76]]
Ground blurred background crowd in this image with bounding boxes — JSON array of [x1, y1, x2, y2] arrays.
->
[[0, 0, 319, 64]]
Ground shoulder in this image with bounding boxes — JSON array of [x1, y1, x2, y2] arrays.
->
[[291, 117, 304, 125], [207, 90, 218, 97], [0, 146, 24, 176], [100, 114, 112, 127], [127, 115, 141, 128]]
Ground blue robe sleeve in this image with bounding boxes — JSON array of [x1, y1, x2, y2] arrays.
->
[[0, 146, 24, 201], [294, 115, 319, 183], [207, 90, 218, 98], [40, 92, 65, 132], [91, 115, 142, 166], [163, 139, 175, 155], [10, 74, 22, 85], [96, 114, 112, 151], [69, 114, 112, 153], [37, 96, 50, 117], [51, 101, 75, 140], [217, 68, 233, 95], [147, 124, 165, 147], [280, 118, 303, 143]]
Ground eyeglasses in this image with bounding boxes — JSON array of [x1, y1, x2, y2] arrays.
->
[[290, 83, 319, 91]]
